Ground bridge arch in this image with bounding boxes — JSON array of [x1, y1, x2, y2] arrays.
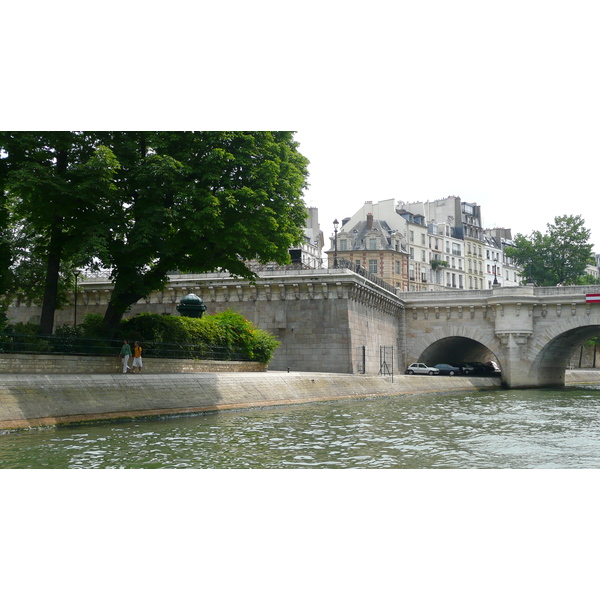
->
[[418, 335, 501, 368], [528, 320, 600, 387]]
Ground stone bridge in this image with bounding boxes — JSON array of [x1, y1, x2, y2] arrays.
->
[[401, 285, 600, 388]]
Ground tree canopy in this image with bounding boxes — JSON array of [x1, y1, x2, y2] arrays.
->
[[505, 214, 593, 286], [1, 131, 309, 334], [0, 132, 118, 332]]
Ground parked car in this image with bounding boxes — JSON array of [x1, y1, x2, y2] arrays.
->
[[434, 363, 461, 376], [458, 362, 496, 376], [485, 361, 501, 375], [406, 363, 439, 375]]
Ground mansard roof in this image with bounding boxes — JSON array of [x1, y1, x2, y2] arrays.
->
[[339, 217, 405, 252]]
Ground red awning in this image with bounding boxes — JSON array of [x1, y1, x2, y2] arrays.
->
[[586, 293, 600, 303]]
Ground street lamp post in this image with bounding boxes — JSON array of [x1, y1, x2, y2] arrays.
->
[[333, 219, 339, 268], [74, 270, 81, 327], [493, 258, 499, 286]]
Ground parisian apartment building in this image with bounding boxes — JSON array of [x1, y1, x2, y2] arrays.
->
[[325, 196, 524, 292], [246, 197, 597, 293]]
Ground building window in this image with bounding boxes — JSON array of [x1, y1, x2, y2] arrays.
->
[[410, 231, 414, 242], [395, 261, 400, 274], [368, 238, 377, 250], [339, 239, 347, 251], [421, 233, 426, 245], [410, 247, 414, 259], [369, 259, 378, 274], [355, 259, 361, 268]]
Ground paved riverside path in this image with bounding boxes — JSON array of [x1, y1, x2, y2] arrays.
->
[[0, 371, 508, 431]]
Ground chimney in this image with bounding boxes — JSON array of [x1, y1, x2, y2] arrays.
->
[[366, 213, 373, 230]]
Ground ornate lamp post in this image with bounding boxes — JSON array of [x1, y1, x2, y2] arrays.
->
[[333, 219, 339, 268], [493, 258, 499, 286]]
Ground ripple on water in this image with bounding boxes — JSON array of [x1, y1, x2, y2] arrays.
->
[[2, 386, 600, 468]]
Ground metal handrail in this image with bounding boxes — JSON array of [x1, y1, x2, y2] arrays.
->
[[0, 333, 253, 361]]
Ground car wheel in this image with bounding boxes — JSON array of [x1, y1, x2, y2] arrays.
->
[[428, 370, 435, 375], [449, 371, 455, 376], [408, 370, 414, 375]]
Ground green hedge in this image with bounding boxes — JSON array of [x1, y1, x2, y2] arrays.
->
[[114, 310, 279, 363], [2, 310, 280, 363], [115, 310, 280, 363]]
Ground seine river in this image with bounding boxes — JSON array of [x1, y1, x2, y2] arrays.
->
[[2, 384, 600, 468]]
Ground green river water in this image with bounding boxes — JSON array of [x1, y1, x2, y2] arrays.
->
[[2, 385, 600, 468]]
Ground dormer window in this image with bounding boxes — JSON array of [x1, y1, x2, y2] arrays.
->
[[369, 238, 377, 250]]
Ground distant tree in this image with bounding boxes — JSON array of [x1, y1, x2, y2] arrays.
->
[[506, 215, 593, 286], [574, 273, 600, 285]]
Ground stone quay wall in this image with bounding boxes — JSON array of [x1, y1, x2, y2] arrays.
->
[[6, 269, 405, 375], [0, 371, 503, 431], [1, 369, 597, 432]]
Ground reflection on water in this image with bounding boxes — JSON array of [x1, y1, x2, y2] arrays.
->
[[2, 386, 600, 468]]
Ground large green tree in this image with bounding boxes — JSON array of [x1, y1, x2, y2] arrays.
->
[[92, 132, 309, 333], [0, 132, 119, 333], [2, 131, 309, 335], [506, 214, 593, 286]]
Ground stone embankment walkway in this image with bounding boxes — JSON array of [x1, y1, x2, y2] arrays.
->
[[0, 370, 598, 431]]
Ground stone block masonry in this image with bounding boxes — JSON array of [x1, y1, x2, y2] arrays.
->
[[1, 369, 596, 431], [0, 371, 504, 431], [6, 269, 406, 375], [0, 354, 266, 375]]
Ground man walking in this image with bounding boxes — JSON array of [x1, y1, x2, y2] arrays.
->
[[120, 340, 132, 374]]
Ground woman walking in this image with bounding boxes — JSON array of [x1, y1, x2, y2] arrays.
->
[[132, 341, 143, 374]]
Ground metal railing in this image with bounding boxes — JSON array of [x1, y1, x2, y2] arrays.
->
[[0, 333, 253, 361], [334, 258, 400, 295]]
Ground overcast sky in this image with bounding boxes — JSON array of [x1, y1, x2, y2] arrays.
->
[[6, 1, 600, 252], [290, 2, 600, 251]]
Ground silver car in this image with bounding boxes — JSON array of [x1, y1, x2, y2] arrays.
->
[[406, 363, 440, 375]]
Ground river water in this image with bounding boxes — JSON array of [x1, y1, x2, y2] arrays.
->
[[2, 385, 600, 468]]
